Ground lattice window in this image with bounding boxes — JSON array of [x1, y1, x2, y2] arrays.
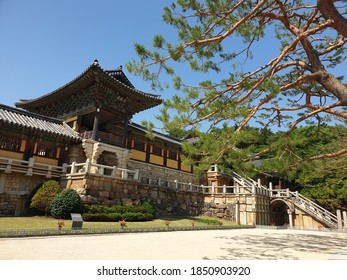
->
[[152, 145, 162, 156], [168, 150, 177, 160], [0, 135, 20, 152], [36, 144, 56, 158], [133, 140, 145, 151]]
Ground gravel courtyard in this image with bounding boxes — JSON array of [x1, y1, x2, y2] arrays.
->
[[0, 228, 346, 260]]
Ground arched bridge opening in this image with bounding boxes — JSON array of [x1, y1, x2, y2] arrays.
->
[[270, 199, 293, 226]]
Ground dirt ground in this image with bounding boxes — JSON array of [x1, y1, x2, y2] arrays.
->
[[0, 228, 346, 260]]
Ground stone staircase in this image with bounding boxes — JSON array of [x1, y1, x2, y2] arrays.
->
[[288, 191, 338, 229], [231, 171, 340, 229]]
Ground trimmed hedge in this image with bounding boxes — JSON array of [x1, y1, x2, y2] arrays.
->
[[84, 205, 147, 214], [82, 202, 156, 222], [82, 212, 153, 222]]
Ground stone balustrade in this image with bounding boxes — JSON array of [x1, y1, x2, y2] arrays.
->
[[0, 156, 66, 178]]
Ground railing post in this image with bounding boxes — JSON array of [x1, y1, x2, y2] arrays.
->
[[286, 188, 290, 197], [223, 184, 226, 195], [71, 161, 76, 174], [85, 159, 91, 174], [175, 180, 178, 190], [158, 177, 161, 187], [62, 163, 68, 174], [189, 183, 192, 191], [251, 184, 256, 194], [134, 169, 139, 180], [26, 157, 34, 176], [99, 166, 104, 175], [5, 159, 13, 174], [211, 185, 215, 195], [269, 182, 273, 197], [337, 210, 343, 230], [111, 166, 117, 177], [46, 165, 52, 179]]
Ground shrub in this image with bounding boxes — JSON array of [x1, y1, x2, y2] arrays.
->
[[82, 204, 153, 222], [50, 189, 82, 219], [82, 213, 114, 222], [82, 212, 153, 222], [121, 212, 153, 221], [84, 204, 147, 214], [108, 213, 123, 221], [84, 205, 110, 214], [30, 180, 61, 215], [141, 201, 156, 217], [25, 182, 43, 215]]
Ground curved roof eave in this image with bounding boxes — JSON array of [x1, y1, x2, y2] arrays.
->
[[15, 61, 162, 109], [0, 103, 81, 142]]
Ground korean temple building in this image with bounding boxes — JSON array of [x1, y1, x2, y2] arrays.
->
[[0, 60, 199, 217], [0, 60, 345, 230]]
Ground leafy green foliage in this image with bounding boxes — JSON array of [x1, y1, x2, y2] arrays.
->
[[127, 0, 347, 172], [50, 189, 82, 219], [260, 125, 347, 211], [30, 180, 61, 215], [141, 201, 156, 218], [82, 204, 155, 222], [84, 204, 147, 214]]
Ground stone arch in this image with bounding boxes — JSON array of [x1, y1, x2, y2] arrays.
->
[[269, 199, 293, 226]]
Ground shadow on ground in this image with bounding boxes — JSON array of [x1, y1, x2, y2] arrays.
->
[[203, 232, 347, 260]]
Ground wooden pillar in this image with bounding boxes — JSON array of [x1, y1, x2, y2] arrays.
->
[[91, 107, 100, 141], [122, 118, 130, 148], [178, 149, 182, 170], [163, 144, 167, 167]]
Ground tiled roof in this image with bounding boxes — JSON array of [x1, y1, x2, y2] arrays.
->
[[15, 60, 162, 112], [0, 104, 81, 141], [129, 122, 182, 146]]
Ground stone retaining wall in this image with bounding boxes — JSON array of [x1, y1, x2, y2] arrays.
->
[[61, 174, 205, 216], [201, 201, 236, 220], [0, 173, 45, 216]]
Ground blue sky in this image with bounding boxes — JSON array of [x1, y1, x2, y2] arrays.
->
[[1, 1, 345, 132], [0, 0, 173, 125]]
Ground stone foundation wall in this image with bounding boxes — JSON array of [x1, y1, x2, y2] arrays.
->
[[0, 172, 46, 216], [61, 174, 205, 216], [201, 201, 236, 220], [203, 194, 271, 225]]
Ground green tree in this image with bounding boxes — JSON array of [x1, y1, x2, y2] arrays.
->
[[128, 0, 347, 166], [50, 189, 82, 219], [258, 125, 347, 210], [30, 180, 61, 215]]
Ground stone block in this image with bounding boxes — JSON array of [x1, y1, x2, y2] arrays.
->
[[122, 198, 133, 206], [217, 203, 227, 209]]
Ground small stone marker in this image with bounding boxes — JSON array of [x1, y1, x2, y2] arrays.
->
[[70, 213, 83, 230]]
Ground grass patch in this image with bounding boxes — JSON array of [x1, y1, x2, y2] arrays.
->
[[0, 216, 236, 230]]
